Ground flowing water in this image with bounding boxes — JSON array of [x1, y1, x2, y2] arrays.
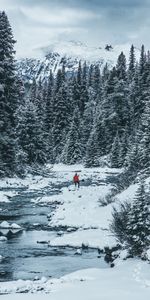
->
[[0, 175, 110, 282]]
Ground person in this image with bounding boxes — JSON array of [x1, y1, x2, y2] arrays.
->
[[73, 173, 80, 188]]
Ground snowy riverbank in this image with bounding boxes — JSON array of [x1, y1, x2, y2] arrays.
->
[[0, 164, 150, 299], [0, 260, 150, 300]]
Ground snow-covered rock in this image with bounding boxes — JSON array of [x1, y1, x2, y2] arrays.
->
[[57, 231, 64, 236], [0, 191, 18, 202], [74, 249, 82, 255], [0, 221, 10, 229], [0, 221, 22, 230], [0, 192, 10, 203], [0, 236, 7, 241], [67, 227, 76, 233], [11, 223, 22, 229]]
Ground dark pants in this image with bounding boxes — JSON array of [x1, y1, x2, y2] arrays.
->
[[75, 181, 80, 188]]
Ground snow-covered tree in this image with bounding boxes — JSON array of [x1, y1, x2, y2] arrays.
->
[[63, 107, 83, 164], [53, 82, 70, 161], [110, 133, 121, 168], [126, 182, 150, 256], [16, 98, 47, 166], [0, 11, 18, 176], [128, 44, 136, 82]]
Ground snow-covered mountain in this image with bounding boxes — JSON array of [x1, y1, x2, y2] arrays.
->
[[16, 40, 140, 82]]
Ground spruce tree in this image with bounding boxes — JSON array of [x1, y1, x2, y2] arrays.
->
[[110, 133, 121, 168], [29, 78, 37, 104], [80, 61, 89, 114], [126, 182, 150, 256], [81, 99, 95, 156], [85, 108, 105, 167], [63, 107, 83, 164], [128, 45, 136, 82], [85, 128, 99, 167], [16, 98, 47, 166], [116, 52, 127, 80], [0, 11, 18, 176], [102, 67, 118, 151], [44, 70, 54, 163], [88, 64, 94, 88], [137, 98, 150, 173], [53, 82, 70, 161]]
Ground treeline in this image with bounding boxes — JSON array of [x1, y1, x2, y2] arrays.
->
[[1, 11, 150, 178]]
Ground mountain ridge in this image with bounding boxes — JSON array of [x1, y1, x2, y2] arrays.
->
[[16, 40, 140, 82]]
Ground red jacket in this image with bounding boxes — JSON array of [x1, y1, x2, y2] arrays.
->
[[73, 175, 79, 183]]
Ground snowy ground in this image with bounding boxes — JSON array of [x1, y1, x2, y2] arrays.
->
[[0, 260, 150, 300], [0, 164, 150, 299]]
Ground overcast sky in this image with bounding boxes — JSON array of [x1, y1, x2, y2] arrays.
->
[[0, 0, 150, 57]]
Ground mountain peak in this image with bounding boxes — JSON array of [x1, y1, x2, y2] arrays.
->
[[16, 41, 140, 83]]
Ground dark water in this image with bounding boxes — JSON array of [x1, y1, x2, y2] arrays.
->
[[0, 176, 110, 282]]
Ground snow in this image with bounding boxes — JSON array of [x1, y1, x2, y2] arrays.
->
[[0, 164, 150, 299], [17, 39, 140, 67], [50, 228, 116, 249], [115, 183, 138, 204], [43, 164, 121, 249], [0, 236, 7, 241], [49, 184, 112, 227], [0, 83, 4, 92], [0, 221, 22, 230], [0, 221, 10, 228], [146, 249, 150, 260], [0, 260, 149, 299], [31, 195, 63, 205], [11, 223, 22, 229], [17, 41, 141, 83], [75, 249, 82, 255], [0, 191, 18, 202]]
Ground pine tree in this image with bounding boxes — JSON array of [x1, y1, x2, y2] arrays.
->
[[29, 78, 37, 104], [55, 68, 63, 94], [85, 108, 105, 167], [126, 182, 150, 256], [76, 61, 84, 114], [111, 201, 132, 244], [85, 128, 99, 167], [45, 70, 54, 131], [16, 98, 47, 166], [63, 108, 83, 164], [139, 45, 146, 76], [102, 63, 110, 82], [136, 45, 147, 120], [125, 133, 140, 175], [88, 64, 94, 88], [111, 53, 130, 137], [102, 67, 118, 151], [127, 65, 140, 132], [110, 133, 121, 168], [0, 11, 18, 176], [44, 70, 54, 163], [80, 61, 89, 114], [53, 82, 70, 161], [81, 98, 95, 156], [116, 52, 127, 80], [136, 97, 150, 173], [128, 45, 136, 82]]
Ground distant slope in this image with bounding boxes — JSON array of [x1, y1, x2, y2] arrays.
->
[[16, 40, 140, 82]]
